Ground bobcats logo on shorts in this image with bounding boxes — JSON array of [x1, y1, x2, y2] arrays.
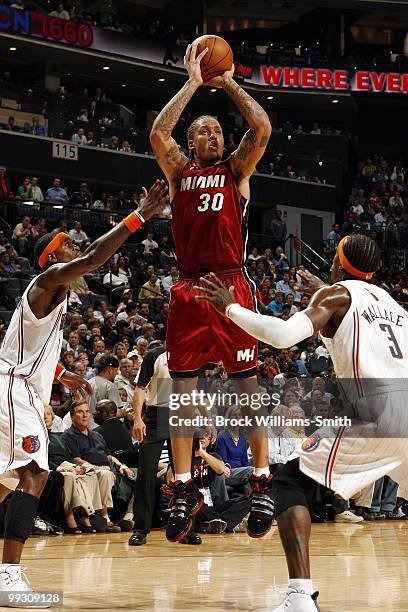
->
[[302, 433, 320, 453], [22, 435, 41, 454]]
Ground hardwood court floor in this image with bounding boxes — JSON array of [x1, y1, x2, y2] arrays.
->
[[2, 522, 408, 611]]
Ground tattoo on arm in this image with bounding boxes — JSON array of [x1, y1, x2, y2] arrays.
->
[[153, 79, 198, 141], [165, 143, 183, 168], [223, 79, 270, 129], [236, 129, 269, 161]]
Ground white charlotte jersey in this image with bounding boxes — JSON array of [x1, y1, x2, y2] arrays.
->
[[321, 280, 408, 382], [0, 277, 66, 403]]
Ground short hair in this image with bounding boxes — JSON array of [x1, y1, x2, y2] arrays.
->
[[125, 301, 137, 314], [69, 398, 89, 417], [341, 234, 381, 278]]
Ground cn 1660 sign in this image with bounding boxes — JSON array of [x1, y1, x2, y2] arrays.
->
[[0, 6, 93, 47]]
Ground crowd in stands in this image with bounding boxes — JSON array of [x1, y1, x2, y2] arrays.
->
[[332, 153, 408, 251]]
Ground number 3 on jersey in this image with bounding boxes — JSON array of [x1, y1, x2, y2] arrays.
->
[[197, 192, 224, 212], [379, 323, 403, 359]]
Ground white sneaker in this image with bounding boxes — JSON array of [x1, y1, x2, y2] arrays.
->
[[233, 515, 248, 533], [273, 588, 319, 611], [0, 565, 51, 608], [335, 510, 364, 523]]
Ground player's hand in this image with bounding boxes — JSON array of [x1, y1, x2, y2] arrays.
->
[[295, 269, 327, 295], [133, 416, 146, 443], [204, 64, 235, 89], [184, 40, 209, 86], [58, 370, 93, 398], [138, 179, 169, 221], [194, 272, 236, 315]]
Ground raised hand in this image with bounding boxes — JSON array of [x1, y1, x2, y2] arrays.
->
[[184, 40, 208, 86], [295, 269, 327, 295], [138, 179, 169, 221], [194, 272, 236, 315], [204, 63, 235, 89]]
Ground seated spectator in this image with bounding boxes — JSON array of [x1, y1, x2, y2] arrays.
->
[[141, 231, 158, 255], [69, 183, 93, 208], [259, 350, 280, 381], [128, 337, 148, 367], [44, 404, 64, 433], [31, 176, 44, 202], [46, 177, 69, 204], [86, 130, 97, 146], [216, 406, 252, 494], [12, 215, 33, 255], [389, 190, 404, 213], [326, 223, 341, 246], [77, 108, 89, 122], [304, 377, 333, 402], [3, 116, 18, 132], [360, 158, 376, 178], [267, 291, 284, 316], [247, 247, 262, 262], [287, 347, 310, 376], [120, 140, 133, 153], [273, 361, 300, 389], [49, 3, 70, 19], [113, 191, 131, 211], [374, 207, 387, 226], [0, 251, 19, 277], [62, 399, 131, 532], [16, 177, 33, 201], [108, 135, 120, 150], [98, 0, 117, 26], [92, 193, 108, 209], [284, 293, 299, 316], [103, 262, 129, 288], [276, 271, 290, 295], [162, 265, 179, 294], [105, 319, 131, 349], [138, 273, 163, 301], [69, 220, 90, 246], [310, 122, 321, 135], [71, 128, 87, 145], [117, 255, 132, 278], [29, 116, 46, 136]]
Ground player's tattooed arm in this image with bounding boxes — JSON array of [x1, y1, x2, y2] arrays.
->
[[222, 77, 271, 180], [150, 41, 208, 183]]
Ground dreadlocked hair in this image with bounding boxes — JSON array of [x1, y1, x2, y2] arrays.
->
[[342, 233, 381, 279], [33, 230, 61, 269], [187, 115, 220, 159]]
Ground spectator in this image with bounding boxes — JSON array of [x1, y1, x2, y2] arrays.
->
[[108, 135, 120, 150], [120, 140, 133, 153], [70, 183, 93, 208], [87, 354, 123, 417], [29, 116, 46, 136], [69, 220, 90, 246], [128, 337, 148, 367], [0, 166, 12, 201], [46, 178, 69, 204], [374, 207, 387, 226], [360, 158, 376, 178], [98, 0, 117, 26], [86, 130, 97, 146], [141, 231, 158, 255], [31, 176, 44, 202], [71, 128, 87, 145], [88, 100, 98, 122], [310, 122, 321, 135], [62, 399, 126, 532], [270, 210, 287, 247], [288, 346, 310, 376], [49, 3, 70, 19], [351, 189, 366, 215], [216, 406, 252, 493], [388, 190, 404, 213], [12, 215, 33, 255], [266, 291, 284, 316], [77, 109, 89, 122], [4, 116, 18, 132], [103, 262, 129, 288], [44, 404, 64, 433], [113, 191, 130, 211], [272, 246, 289, 277], [326, 223, 341, 246], [105, 319, 131, 348], [276, 271, 290, 295], [138, 273, 163, 301], [16, 177, 33, 201], [115, 358, 133, 388]]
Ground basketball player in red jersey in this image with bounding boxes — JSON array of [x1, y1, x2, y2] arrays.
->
[[150, 40, 273, 543]]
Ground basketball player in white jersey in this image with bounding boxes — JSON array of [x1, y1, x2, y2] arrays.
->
[[0, 180, 167, 606], [196, 233, 408, 611]]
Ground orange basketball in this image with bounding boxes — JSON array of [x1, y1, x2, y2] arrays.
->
[[194, 35, 233, 81]]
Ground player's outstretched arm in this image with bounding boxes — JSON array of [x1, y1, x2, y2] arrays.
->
[[195, 273, 350, 348], [215, 72, 271, 182], [150, 41, 208, 185], [39, 180, 168, 290]]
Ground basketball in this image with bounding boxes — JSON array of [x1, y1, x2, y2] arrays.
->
[[194, 35, 233, 81]]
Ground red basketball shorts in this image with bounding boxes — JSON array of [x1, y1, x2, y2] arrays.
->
[[166, 268, 258, 378]]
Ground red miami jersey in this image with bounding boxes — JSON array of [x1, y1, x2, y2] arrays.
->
[[172, 160, 249, 274]]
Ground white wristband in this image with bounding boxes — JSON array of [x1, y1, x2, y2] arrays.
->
[[135, 210, 145, 224]]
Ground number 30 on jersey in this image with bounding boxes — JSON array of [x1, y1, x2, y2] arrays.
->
[[197, 192, 224, 212]]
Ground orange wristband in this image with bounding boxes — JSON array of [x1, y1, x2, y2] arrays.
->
[[123, 211, 144, 233]]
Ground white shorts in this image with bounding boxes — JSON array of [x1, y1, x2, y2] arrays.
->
[[0, 373, 49, 488], [292, 391, 408, 500]]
